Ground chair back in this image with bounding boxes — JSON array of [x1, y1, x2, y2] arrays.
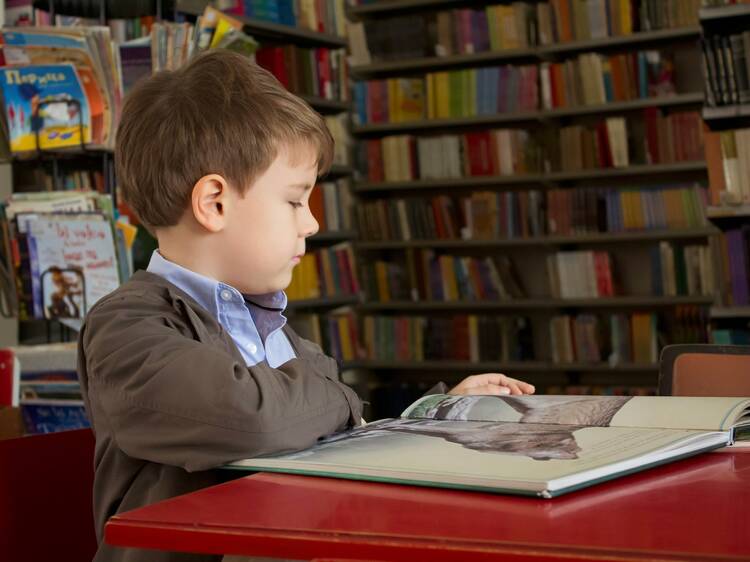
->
[[659, 344, 750, 396]]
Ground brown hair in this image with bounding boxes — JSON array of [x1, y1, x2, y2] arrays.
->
[[115, 49, 334, 229]]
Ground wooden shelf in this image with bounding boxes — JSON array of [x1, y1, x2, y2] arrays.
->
[[300, 96, 350, 114], [352, 93, 704, 135], [309, 230, 356, 244], [355, 228, 717, 250], [177, 6, 346, 48], [702, 105, 750, 122], [706, 205, 750, 219], [710, 306, 750, 319], [539, 92, 704, 119], [287, 294, 360, 310], [347, 0, 465, 18], [0, 146, 114, 164], [537, 27, 701, 56], [699, 4, 750, 21], [341, 359, 659, 373], [358, 296, 714, 312], [351, 28, 701, 77], [351, 48, 538, 77], [353, 161, 707, 193]]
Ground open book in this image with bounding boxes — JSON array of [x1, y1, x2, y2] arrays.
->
[[228, 394, 750, 498]]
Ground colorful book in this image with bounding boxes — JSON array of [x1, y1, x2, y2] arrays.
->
[[0, 63, 91, 153]]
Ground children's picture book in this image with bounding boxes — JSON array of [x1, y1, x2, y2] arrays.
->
[[228, 394, 750, 498], [15, 212, 119, 319], [0, 63, 91, 152]]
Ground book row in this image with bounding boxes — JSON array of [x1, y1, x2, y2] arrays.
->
[[224, 0, 347, 37], [12, 167, 106, 194], [355, 186, 708, 242], [256, 45, 349, 102], [289, 309, 361, 362], [353, 66, 539, 124], [551, 312, 658, 364], [651, 242, 715, 297], [706, 127, 750, 204], [286, 243, 359, 301], [31, 11, 158, 43], [349, 0, 699, 64], [548, 246, 712, 299], [361, 315, 535, 363], [551, 306, 708, 364], [540, 50, 676, 110], [355, 110, 704, 182], [558, 110, 704, 171], [717, 227, 750, 306], [310, 179, 352, 233], [353, 50, 687, 124], [701, 33, 750, 107], [361, 253, 526, 303]]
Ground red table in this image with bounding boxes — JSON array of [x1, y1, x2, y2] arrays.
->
[[106, 452, 750, 561]]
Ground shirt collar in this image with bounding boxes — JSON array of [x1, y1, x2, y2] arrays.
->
[[146, 251, 288, 319]]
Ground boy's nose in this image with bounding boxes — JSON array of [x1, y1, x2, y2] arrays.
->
[[301, 207, 319, 238]]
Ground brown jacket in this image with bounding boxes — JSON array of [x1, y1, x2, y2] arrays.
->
[[77, 270, 363, 562]]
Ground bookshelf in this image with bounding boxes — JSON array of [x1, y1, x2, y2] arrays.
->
[[347, 0, 715, 406], [699, 1, 750, 347]]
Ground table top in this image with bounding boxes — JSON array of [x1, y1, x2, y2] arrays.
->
[[106, 451, 750, 562]]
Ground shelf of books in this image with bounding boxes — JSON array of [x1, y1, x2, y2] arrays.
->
[[700, 0, 750, 348], [342, 0, 716, 412]]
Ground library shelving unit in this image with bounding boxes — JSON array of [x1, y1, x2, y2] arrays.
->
[[346, 0, 717, 408], [698, 3, 750, 344]]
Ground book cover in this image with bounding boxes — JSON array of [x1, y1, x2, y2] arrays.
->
[[0, 64, 91, 153]]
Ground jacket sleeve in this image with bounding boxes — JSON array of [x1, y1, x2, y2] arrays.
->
[[81, 291, 362, 472]]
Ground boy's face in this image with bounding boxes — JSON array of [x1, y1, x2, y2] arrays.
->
[[220, 145, 320, 295]]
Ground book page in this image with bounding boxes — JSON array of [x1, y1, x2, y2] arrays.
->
[[403, 394, 750, 431], [237, 418, 727, 494]]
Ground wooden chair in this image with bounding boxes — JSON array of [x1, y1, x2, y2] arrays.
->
[[0, 428, 97, 562], [658, 344, 750, 396]]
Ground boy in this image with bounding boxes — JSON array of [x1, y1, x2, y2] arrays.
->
[[77, 50, 534, 562]]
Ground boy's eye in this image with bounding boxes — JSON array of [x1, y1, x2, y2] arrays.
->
[[289, 201, 303, 209]]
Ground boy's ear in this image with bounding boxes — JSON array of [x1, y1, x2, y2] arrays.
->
[[191, 174, 231, 233]]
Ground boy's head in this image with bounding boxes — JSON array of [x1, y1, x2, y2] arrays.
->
[[116, 50, 333, 294]]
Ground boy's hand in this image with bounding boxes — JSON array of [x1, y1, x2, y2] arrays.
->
[[448, 373, 535, 396]]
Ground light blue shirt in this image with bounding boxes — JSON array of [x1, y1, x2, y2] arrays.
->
[[146, 251, 296, 368]]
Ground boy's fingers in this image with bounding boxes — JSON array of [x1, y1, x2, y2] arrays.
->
[[455, 384, 510, 396]]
